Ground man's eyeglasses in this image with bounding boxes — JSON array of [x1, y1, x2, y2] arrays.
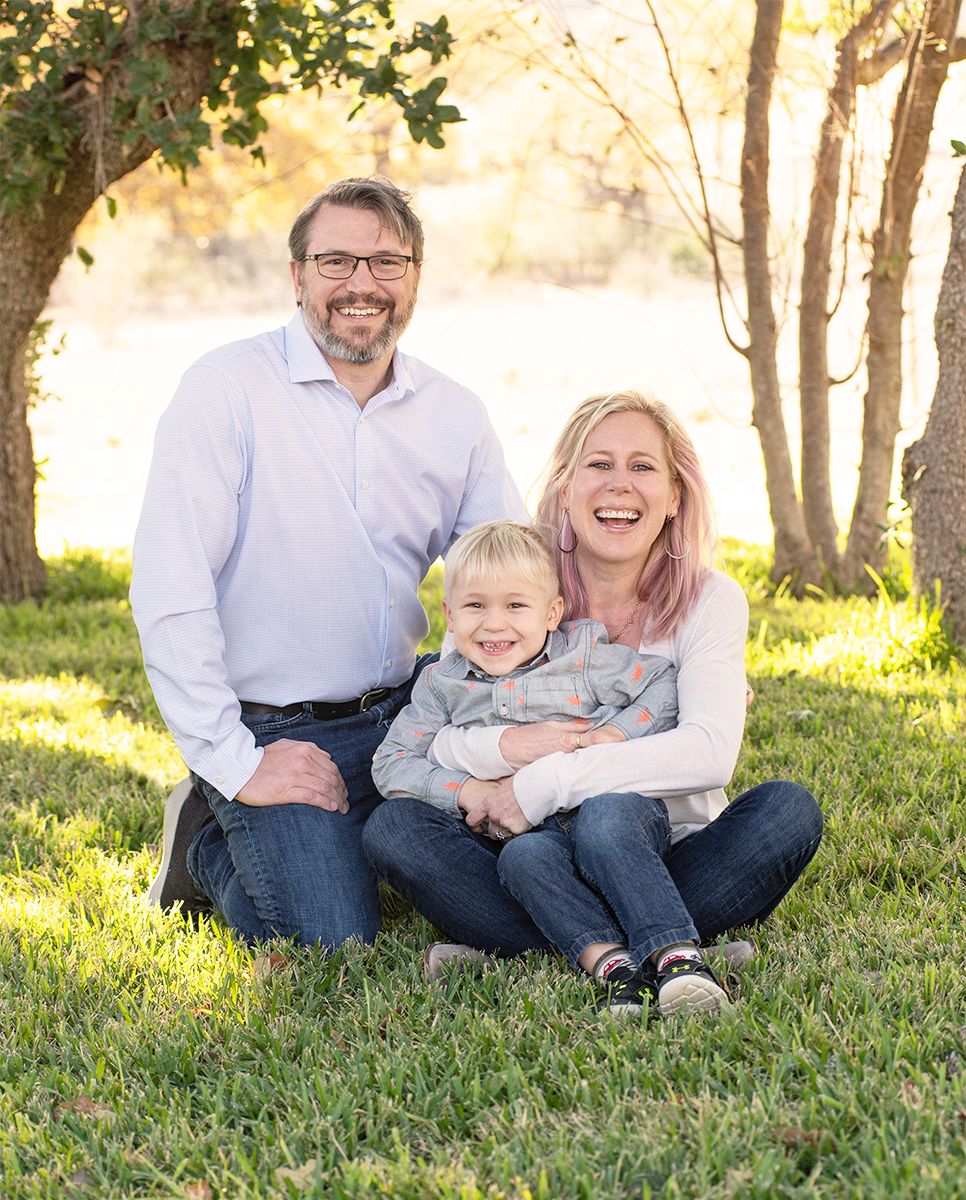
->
[[300, 253, 416, 281]]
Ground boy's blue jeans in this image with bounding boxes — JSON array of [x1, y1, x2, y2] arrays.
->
[[362, 782, 823, 966], [186, 660, 432, 949]]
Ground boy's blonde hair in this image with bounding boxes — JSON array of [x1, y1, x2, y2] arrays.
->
[[445, 521, 561, 600]]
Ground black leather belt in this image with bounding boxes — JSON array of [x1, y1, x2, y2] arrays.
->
[[240, 689, 391, 722]]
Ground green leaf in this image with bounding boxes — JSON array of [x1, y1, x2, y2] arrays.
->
[[952, 139, 966, 157], [76, 245, 94, 268]]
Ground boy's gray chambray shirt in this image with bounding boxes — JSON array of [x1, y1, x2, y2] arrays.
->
[[372, 619, 678, 814]]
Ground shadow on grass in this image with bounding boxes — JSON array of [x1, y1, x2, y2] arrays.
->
[[0, 736, 168, 871]]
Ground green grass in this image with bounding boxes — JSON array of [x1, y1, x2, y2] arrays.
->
[[1, 549, 964, 1198]]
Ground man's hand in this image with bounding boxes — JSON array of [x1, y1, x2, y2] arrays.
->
[[235, 739, 349, 811], [498, 719, 595, 770], [465, 776, 532, 839], [457, 777, 503, 814]]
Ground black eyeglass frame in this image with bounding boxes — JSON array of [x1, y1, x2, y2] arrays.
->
[[299, 253, 417, 280]]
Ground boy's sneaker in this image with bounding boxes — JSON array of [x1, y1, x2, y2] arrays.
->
[[656, 956, 730, 1017], [423, 943, 494, 981], [597, 962, 657, 1017], [146, 778, 214, 916]]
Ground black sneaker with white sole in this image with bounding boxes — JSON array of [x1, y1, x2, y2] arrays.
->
[[597, 962, 657, 1017], [656, 956, 730, 1017], [146, 778, 215, 917]]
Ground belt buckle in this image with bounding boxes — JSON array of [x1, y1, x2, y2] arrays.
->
[[358, 689, 383, 713]]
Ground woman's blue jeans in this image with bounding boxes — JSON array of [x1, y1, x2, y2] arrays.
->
[[186, 662, 432, 949], [363, 782, 823, 967]]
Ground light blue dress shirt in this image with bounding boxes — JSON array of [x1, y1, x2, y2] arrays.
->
[[130, 311, 525, 799]]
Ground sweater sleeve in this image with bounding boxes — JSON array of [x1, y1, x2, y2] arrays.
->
[[512, 573, 748, 825]]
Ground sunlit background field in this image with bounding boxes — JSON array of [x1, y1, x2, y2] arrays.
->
[[27, 0, 966, 556]]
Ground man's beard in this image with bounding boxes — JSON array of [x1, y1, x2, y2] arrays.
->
[[301, 286, 417, 365]]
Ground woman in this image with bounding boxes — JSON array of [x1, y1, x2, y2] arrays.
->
[[363, 390, 822, 1017]]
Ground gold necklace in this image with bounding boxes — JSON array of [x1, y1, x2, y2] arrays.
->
[[609, 597, 644, 642]]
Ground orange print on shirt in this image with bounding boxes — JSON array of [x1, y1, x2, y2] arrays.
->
[[444, 781, 461, 791], [631, 662, 644, 682], [565, 695, 581, 706], [636, 709, 652, 723]]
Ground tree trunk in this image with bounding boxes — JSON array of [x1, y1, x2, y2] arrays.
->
[[842, 0, 963, 587], [741, 0, 819, 586], [0, 11, 221, 602], [902, 163, 966, 642], [798, 1, 895, 582]]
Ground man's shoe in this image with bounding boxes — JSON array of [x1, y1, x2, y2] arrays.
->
[[656, 956, 730, 1017], [147, 778, 215, 916], [701, 938, 756, 972], [596, 963, 657, 1017], [423, 943, 494, 981]]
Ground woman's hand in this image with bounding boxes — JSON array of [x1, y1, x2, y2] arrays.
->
[[464, 777, 533, 840], [582, 723, 627, 747], [498, 719, 595, 770]]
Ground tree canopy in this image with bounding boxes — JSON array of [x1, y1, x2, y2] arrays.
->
[[0, 0, 461, 601]]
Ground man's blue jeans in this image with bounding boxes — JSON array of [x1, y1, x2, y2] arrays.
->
[[186, 664, 430, 949], [362, 781, 823, 965]]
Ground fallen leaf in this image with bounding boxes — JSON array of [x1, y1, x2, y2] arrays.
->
[[251, 952, 289, 978], [945, 1051, 960, 1077], [54, 1096, 116, 1121], [66, 1167, 95, 1192], [184, 1182, 212, 1200], [274, 1160, 317, 1190], [899, 1079, 922, 1108], [774, 1125, 822, 1147]]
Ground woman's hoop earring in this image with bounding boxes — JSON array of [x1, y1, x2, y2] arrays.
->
[[663, 517, 690, 560], [557, 511, 578, 554]]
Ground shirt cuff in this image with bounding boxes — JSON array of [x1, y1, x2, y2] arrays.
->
[[189, 725, 263, 801], [513, 754, 568, 826]]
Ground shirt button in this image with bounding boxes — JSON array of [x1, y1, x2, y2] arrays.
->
[[386, 659, 393, 668], [500, 705, 509, 716], [361, 481, 370, 490], [389, 599, 396, 609]]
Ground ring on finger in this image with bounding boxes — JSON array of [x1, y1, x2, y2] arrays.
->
[[495, 830, 511, 841], [574, 732, 583, 750]]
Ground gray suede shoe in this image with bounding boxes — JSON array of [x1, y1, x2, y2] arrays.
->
[[423, 943, 494, 981], [701, 939, 757, 972], [147, 778, 215, 917]]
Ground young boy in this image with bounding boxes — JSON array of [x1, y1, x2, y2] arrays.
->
[[371, 521, 731, 1016], [372, 519, 678, 815]]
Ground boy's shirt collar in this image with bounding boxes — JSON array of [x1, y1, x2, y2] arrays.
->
[[456, 630, 561, 681]]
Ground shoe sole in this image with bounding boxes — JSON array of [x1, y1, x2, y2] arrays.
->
[[146, 778, 197, 908], [602, 1001, 646, 1018], [659, 975, 731, 1017]]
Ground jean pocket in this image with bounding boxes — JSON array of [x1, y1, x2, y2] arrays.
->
[[240, 708, 309, 738]]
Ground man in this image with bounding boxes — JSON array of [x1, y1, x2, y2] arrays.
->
[[132, 177, 525, 948]]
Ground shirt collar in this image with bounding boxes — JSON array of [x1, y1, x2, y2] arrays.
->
[[456, 631, 559, 681], [284, 310, 415, 401]]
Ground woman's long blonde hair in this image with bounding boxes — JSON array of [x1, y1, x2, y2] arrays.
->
[[534, 390, 716, 640]]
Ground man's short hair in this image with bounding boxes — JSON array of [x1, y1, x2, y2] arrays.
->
[[445, 521, 561, 600], [288, 177, 424, 264]]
